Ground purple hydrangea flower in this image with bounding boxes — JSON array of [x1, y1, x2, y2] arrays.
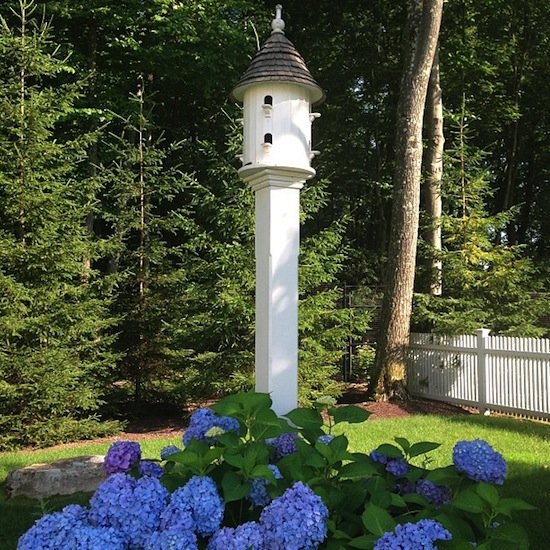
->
[[160, 445, 182, 460], [412, 479, 452, 508], [162, 475, 224, 538], [89, 472, 169, 547], [207, 522, 264, 550], [374, 519, 452, 549], [248, 465, 283, 507], [370, 450, 409, 477], [266, 432, 300, 459], [145, 525, 198, 550], [104, 441, 142, 475], [385, 458, 409, 477], [17, 505, 90, 550], [260, 481, 328, 549], [317, 434, 335, 445], [139, 460, 164, 478], [370, 450, 390, 464], [453, 439, 507, 485], [183, 408, 240, 446]]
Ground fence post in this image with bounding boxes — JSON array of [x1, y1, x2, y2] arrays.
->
[[476, 328, 491, 415]]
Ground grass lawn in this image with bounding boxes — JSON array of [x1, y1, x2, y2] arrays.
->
[[1, 414, 548, 549]]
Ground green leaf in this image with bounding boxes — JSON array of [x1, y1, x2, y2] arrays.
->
[[408, 441, 441, 458], [361, 504, 396, 536], [491, 522, 530, 550], [284, 408, 324, 430], [348, 534, 378, 548], [221, 470, 251, 503], [338, 460, 378, 479], [495, 497, 537, 517], [393, 437, 410, 454], [328, 405, 372, 424], [452, 490, 490, 514], [426, 466, 461, 486], [375, 443, 403, 459], [476, 481, 499, 507]]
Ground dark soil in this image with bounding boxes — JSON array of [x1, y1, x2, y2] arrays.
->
[[27, 385, 474, 453]]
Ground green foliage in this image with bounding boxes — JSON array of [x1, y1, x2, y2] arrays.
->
[[415, 106, 550, 335], [0, 0, 120, 450], [41, 390, 532, 549]]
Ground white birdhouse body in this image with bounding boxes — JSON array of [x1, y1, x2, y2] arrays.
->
[[240, 82, 314, 177]]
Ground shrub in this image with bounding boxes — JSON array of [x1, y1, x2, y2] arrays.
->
[[18, 391, 534, 549]]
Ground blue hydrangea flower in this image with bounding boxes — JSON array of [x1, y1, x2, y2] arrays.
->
[[159, 492, 196, 532], [160, 445, 182, 460], [374, 519, 452, 549], [145, 525, 198, 550], [17, 504, 90, 550], [266, 432, 300, 459], [104, 441, 142, 475], [162, 476, 224, 538], [453, 439, 507, 485], [260, 481, 328, 549], [317, 434, 335, 445], [207, 522, 264, 550], [71, 525, 128, 549], [248, 465, 283, 507], [89, 472, 169, 547], [183, 408, 240, 446], [139, 460, 164, 478]]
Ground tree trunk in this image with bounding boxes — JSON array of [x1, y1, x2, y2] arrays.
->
[[368, 0, 443, 401], [423, 46, 444, 295]]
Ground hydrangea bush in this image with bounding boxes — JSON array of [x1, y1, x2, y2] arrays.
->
[[19, 391, 534, 549]]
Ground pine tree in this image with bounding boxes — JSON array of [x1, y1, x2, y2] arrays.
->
[[413, 103, 549, 336], [0, 0, 119, 449]]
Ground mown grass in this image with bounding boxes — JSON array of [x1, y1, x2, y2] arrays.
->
[[1, 415, 548, 549]]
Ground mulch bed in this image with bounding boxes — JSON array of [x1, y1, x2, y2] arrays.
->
[[21, 386, 475, 453]]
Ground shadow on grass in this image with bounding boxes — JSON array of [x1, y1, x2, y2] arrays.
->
[[443, 413, 550, 441], [0, 488, 92, 550]]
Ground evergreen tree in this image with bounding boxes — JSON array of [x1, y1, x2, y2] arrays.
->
[[0, 0, 119, 449], [414, 105, 549, 336]]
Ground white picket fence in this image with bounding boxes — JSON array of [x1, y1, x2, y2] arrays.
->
[[407, 329, 550, 421]]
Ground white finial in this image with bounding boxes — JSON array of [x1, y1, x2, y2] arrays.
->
[[271, 4, 285, 34]]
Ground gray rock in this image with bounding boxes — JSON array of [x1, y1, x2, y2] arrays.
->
[[5, 455, 107, 499]]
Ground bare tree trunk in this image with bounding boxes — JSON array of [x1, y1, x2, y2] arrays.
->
[[368, 0, 443, 401], [423, 46, 444, 295]]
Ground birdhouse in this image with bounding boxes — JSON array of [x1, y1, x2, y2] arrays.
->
[[232, 4, 325, 182], [230, 5, 324, 415]]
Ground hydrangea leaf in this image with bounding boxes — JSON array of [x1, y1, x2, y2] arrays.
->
[[284, 407, 324, 429], [408, 441, 441, 458], [221, 470, 251, 503], [348, 534, 378, 548], [491, 522, 530, 550], [452, 489, 490, 514], [361, 503, 396, 536], [328, 405, 371, 425], [476, 481, 500, 507], [337, 460, 378, 479], [495, 497, 537, 517], [374, 443, 403, 458]]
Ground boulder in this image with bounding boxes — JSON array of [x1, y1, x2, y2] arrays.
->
[[5, 455, 107, 499]]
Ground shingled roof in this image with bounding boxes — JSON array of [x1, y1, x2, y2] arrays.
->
[[231, 10, 325, 105]]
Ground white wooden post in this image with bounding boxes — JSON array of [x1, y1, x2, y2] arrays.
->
[[247, 171, 305, 415], [231, 6, 324, 416], [476, 328, 491, 415]]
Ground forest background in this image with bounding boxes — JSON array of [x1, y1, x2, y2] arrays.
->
[[0, 0, 549, 450]]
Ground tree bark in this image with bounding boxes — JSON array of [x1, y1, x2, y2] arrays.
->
[[368, 0, 444, 401], [423, 46, 444, 295]]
